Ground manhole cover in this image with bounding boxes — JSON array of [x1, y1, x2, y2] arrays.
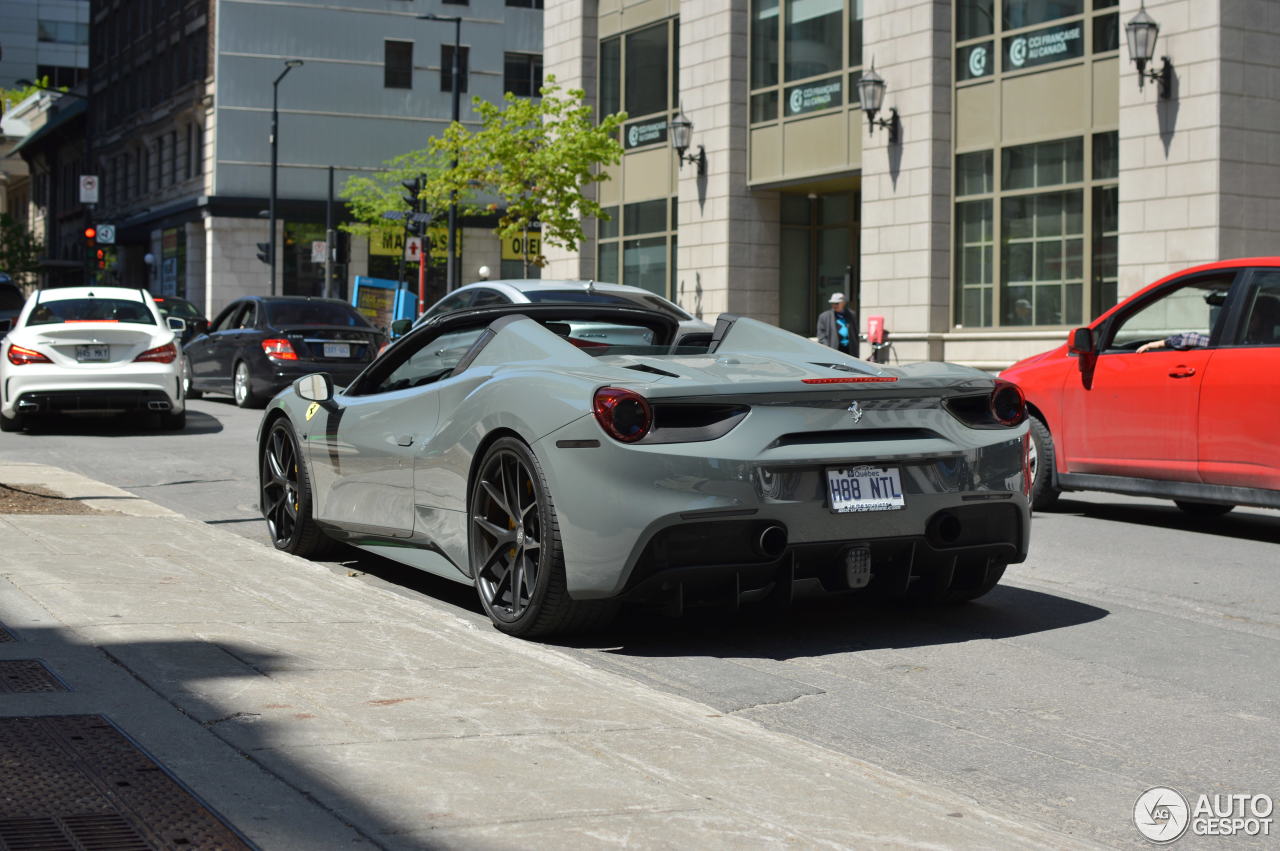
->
[[0, 660, 68, 694], [0, 716, 252, 849]]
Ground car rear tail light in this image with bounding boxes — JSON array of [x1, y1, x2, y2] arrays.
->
[[593, 387, 652, 443], [990, 379, 1027, 427], [6, 343, 51, 365], [801, 376, 898, 384], [262, 338, 299, 360], [133, 342, 177, 364]]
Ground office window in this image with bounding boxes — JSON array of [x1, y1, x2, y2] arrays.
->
[[750, 2, 861, 125], [597, 199, 676, 298], [785, 0, 842, 81], [1003, 0, 1084, 30], [506, 0, 544, 6], [625, 24, 669, 118], [504, 52, 543, 97], [37, 20, 89, 45], [600, 37, 621, 117], [384, 40, 413, 89], [441, 45, 470, 93]]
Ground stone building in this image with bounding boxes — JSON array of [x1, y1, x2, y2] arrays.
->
[[543, 0, 1280, 368]]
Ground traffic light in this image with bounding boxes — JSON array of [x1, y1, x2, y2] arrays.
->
[[402, 178, 422, 210], [406, 218, 425, 238], [95, 248, 106, 270], [83, 226, 97, 248], [256, 242, 272, 265]]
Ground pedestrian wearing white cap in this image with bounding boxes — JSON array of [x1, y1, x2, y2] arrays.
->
[[816, 292, 857, 356]]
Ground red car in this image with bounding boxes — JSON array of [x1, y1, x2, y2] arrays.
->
[[1002, 258, 1280, 516]]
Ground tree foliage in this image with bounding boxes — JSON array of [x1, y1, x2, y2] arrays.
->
[[342, 77, 626, 273], [1, 77, 58, 116], [0, 214, 44, 287]]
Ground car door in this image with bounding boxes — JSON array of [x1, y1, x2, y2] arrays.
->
[[1061, 270, 1238, 481], [223, 299, 261, 378], [309, 324, 487, 536], [1196, 269, 1280, 490], [186, 302, 244, 389]]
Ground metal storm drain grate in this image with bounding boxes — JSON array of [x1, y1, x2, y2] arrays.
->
[[0, 716, 252, 850], [0, 660, 69, 694]]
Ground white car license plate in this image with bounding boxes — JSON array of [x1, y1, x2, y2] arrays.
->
[[76, 344, 109, 362], [826, 466, 905, 513], [323, 342, 351, 358]]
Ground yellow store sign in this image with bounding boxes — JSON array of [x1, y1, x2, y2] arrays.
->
[[369, 226, 461, 259], [501, 232, 541, 262]]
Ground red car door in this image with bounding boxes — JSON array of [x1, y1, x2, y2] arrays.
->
[[1061, 271, 1237, 481], [1197, 270, 1280, 490]]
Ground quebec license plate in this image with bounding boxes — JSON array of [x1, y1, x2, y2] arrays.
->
[[75, 344, 109, 362], [826, 465, 905, 513], [323, 342, 351, 358]]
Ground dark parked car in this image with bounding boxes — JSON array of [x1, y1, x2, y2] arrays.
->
[[183, 296, 386, 407], [0, 274, 24, 337], [152, 295, 206, 345]]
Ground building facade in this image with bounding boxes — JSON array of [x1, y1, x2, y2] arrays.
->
[[0, 0, 90, 89], [544, 0, 1280, 368], [77, 0, 543, 318]]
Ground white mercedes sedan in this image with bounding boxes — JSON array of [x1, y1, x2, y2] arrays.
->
[[0, 286, 187, 432]]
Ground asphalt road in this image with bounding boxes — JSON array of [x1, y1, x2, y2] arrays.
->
[[2, 397, 1277, 847]]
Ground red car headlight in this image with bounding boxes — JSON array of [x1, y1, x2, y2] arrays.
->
[[593, 387, 652, 443]]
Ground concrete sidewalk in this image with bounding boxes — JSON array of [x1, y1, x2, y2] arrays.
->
[[0, 462, 1087, 849]]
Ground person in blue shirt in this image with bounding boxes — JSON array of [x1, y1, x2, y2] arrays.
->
[[816, 292, 857, 356]]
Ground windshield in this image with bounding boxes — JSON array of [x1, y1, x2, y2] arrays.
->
[[154, 298, 202, 319], [524, 289, 693, 320], [266, 301, 371, 328], [27, 298, 156, 326]]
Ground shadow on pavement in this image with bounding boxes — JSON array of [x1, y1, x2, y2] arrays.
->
[[14, 409, 224, 437], [1045, 497, 1280, 544], [558, 585, 1109, 661]]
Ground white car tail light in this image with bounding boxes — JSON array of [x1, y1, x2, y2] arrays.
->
[[6, 343, 52, 365], [133, 342, 178, 364]]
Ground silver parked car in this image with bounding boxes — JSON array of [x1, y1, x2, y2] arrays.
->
[[259, 302, 1031, 638]]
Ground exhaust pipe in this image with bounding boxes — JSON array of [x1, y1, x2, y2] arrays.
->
[[755, 525, 788, 560], [16, 400, 39, 412], [147, 400, 171, 411]]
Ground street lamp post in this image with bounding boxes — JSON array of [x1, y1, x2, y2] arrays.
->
[[269, 59, 303, 296], [420, 13, 462, 292]]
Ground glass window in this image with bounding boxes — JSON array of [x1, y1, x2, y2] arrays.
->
[[376, 328, 486, 393], [1002, 137, 1083, 190], [504, 52, 543, 97], [600, 38, 621, 117], [1092, 185, 1118, 314], [1108, 276, 1235, 351], [785, 0, 842, 81], [958, 0, 995, 41], [27, 298, 157, 326], [849, 0, 864, 68], [623, 237, 667, 295], [956, 151, 994, 196], [1241, 277, 1280, 346], [625, 24, 668, 117], [441, 45, 470, 93], [1003, 0, 1084, 30], [1093, 12, 1118, 52], [1001, 190, 1084, 326], [1092, 131, 1118, 180], [752, 0, 780, 88], [597, 242, 619, 283], [623, 199, 667, 235], [384, 40, 413, 89], [779, 227, 814, 335], [266, 301, 371, 328], [956, 200, 994, 327]]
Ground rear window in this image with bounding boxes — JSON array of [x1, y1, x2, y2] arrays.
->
[[154, 297, 202, 319], [27, 298, 156, 325], [524, 289, 693, 320], [266, 301, 372, 328]]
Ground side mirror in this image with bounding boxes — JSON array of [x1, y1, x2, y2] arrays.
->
[[1067, 327, 1095, 355], [167, 316, 187, 332], [390, 318, 413, 337], [294, 372, 334, 402], [190, 318, 210, 336]]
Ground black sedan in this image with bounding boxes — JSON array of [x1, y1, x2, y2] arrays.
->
[[152, 295, 206, 345], [183, 296, 385, 407]]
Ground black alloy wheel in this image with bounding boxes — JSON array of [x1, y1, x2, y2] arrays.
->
[[261, 419, 331, 557], [468, 437, 614, 637]]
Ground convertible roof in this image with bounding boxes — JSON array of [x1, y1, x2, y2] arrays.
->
[[404, 302, 681, 343]]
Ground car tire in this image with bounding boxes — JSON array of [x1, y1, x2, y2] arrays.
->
[[1174, 500, 1234, 517], [160, 410, 186, 431], [260, 418, 333, 558], [233, 360, 264, 409], [1028, 415, 1061, 511], [182, 355, 202, 400], [468, 436, 616, 638], [0, 411, 22, 433]]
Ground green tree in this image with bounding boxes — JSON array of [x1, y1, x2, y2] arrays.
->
[[0, 77, 58, 116], [0, 214, 43, 287], [342, 77, 626, 276]]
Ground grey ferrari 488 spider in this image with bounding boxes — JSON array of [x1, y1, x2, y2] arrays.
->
[[258, 301, 1031, 637]]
